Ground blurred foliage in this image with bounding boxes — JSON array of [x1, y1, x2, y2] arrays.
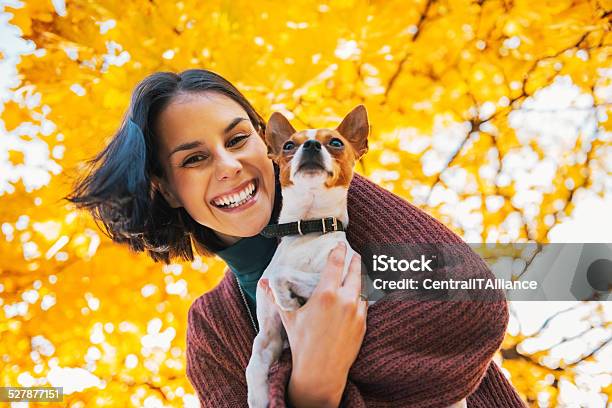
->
[[0, 0, 610, 406]]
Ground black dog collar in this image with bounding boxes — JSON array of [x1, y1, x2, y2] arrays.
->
[[260, 217, 345, 238]]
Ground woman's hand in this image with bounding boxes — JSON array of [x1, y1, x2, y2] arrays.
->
[[259, 242, 367, 408]]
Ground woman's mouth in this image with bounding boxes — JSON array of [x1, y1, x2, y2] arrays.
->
[[211, 179, 259, 212]]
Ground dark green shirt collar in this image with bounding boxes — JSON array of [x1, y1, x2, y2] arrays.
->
[[215, 232, 278, 307]]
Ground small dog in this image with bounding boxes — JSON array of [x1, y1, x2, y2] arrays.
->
[[246, 106, 467, 408]]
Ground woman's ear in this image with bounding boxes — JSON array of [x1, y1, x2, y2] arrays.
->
[[151, 176, 182, 208]]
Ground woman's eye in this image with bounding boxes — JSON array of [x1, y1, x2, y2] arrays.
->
[[227, 134, 250, 148], [329, 138, 344, 148], [182, 154, 207, 167], [283, 141, 295, 151]]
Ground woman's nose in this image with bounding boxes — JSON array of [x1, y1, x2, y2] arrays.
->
[[214, 151, 242, 181]]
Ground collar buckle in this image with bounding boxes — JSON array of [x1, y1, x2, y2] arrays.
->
[[322, 217, 339, 234], [331, 217, 338, 232]]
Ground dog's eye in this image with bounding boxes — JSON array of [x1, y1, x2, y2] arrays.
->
[[283, 141, 295, 151], [329, 138, 344, 148]]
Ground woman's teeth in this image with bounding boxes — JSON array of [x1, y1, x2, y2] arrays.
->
[[213, 181, 256, 209]]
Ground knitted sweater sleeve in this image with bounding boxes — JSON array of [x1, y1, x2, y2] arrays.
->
[[186, 295, 249, 407]]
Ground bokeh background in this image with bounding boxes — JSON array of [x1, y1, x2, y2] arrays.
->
[[0, 0, 611, 406]]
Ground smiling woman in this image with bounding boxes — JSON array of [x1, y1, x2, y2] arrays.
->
[[66, 70, 276, 261]]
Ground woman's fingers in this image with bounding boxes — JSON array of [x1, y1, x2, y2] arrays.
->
[[341, 252, 363, 297], [312, 242, 347, 295], [342, 253, 368, 334]]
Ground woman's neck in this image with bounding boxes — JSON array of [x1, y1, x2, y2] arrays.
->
[[215, 231, 242, 247]]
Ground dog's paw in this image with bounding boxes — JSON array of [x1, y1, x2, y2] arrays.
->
[[248, 390, 269, 408], [276, 296, 301, 312], [270, 277, 303, 311]]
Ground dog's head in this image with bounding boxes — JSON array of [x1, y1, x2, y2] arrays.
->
[[264, 105, 369, 190]]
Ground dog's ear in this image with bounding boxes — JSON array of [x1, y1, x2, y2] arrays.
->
[[265, 112, 297, 158], [336, 105, 369, 160]]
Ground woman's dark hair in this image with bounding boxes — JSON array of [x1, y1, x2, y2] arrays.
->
[[66, 69, 267, 263]]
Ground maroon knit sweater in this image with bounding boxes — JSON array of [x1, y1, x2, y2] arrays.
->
[[186, 174, 527, 407]]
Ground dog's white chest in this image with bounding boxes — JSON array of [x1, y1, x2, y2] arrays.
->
[[264, 232, 349, 280]]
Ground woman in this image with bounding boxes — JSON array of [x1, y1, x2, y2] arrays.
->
[[68, 69, 526, 407]]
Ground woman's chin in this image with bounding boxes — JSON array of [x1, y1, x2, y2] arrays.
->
[[209, 189, 273, 241]]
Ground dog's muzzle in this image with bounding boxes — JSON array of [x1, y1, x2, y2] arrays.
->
[[298, 140, 327, 173]]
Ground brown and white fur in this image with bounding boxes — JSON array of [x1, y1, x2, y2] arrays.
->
[[245, 106, 467, 408]]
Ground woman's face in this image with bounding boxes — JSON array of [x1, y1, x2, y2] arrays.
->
[[154, 92, 275, 246]]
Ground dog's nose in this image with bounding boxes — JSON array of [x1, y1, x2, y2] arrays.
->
[[302, 140, 321, 151]]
